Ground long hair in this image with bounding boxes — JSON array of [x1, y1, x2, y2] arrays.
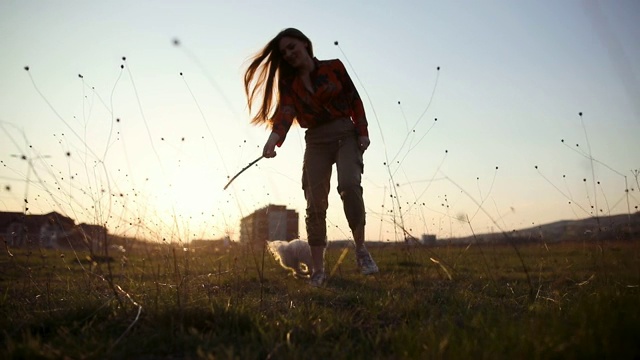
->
[[243, 28, 313, 126]]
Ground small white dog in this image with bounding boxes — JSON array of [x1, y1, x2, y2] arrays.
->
[[267, 239, 312, 278]]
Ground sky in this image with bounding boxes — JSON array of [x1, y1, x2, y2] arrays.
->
[[1, 0, 638, 243]]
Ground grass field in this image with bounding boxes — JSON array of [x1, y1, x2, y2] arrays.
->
[[1, 237, 639, 359]]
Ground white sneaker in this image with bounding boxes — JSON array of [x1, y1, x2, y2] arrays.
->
[[309, 271, 326, 287], [356, 248, 379, 275]]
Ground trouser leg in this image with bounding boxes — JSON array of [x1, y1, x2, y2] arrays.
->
[[336, 134, 366, 246], [310, 245, 325, 274], [302, 142, 334, 248]]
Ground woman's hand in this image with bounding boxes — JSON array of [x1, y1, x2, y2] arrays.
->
[[263, 132, 280, 158], [358, 136, 370, 152]]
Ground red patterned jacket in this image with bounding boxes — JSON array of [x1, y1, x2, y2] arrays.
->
[[271, 58, 369, 146]]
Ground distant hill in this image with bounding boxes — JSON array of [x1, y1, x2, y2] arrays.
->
[[448, 212, 640, 245]]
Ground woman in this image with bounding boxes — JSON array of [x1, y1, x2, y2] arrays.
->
[[244, 28, 378, 286]]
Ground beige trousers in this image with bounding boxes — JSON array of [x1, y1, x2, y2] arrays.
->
[[302, 118, 365, 247]]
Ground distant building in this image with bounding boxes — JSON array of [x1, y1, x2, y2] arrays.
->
[[421, 234, 436, 245], [0, 211, 76, 248], [0, 212, 23, 245], [239, 204, 298, 243], [0, 211, 107, 250], [78, 223, 108, 253]]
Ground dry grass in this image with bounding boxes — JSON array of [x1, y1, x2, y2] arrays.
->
[[1, 238, 639, 359]]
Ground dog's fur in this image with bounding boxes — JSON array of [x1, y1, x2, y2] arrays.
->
[[267, 239, 312, 278]]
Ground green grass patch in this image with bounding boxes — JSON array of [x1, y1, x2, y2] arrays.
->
[[1, 239, 639, 359]]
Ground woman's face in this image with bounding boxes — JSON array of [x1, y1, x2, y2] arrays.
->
[[279, 36, 310, 69]]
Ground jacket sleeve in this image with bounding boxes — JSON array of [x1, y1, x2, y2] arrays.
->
[[270, 78, 297, 147], [336, 59, 369, 137]]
